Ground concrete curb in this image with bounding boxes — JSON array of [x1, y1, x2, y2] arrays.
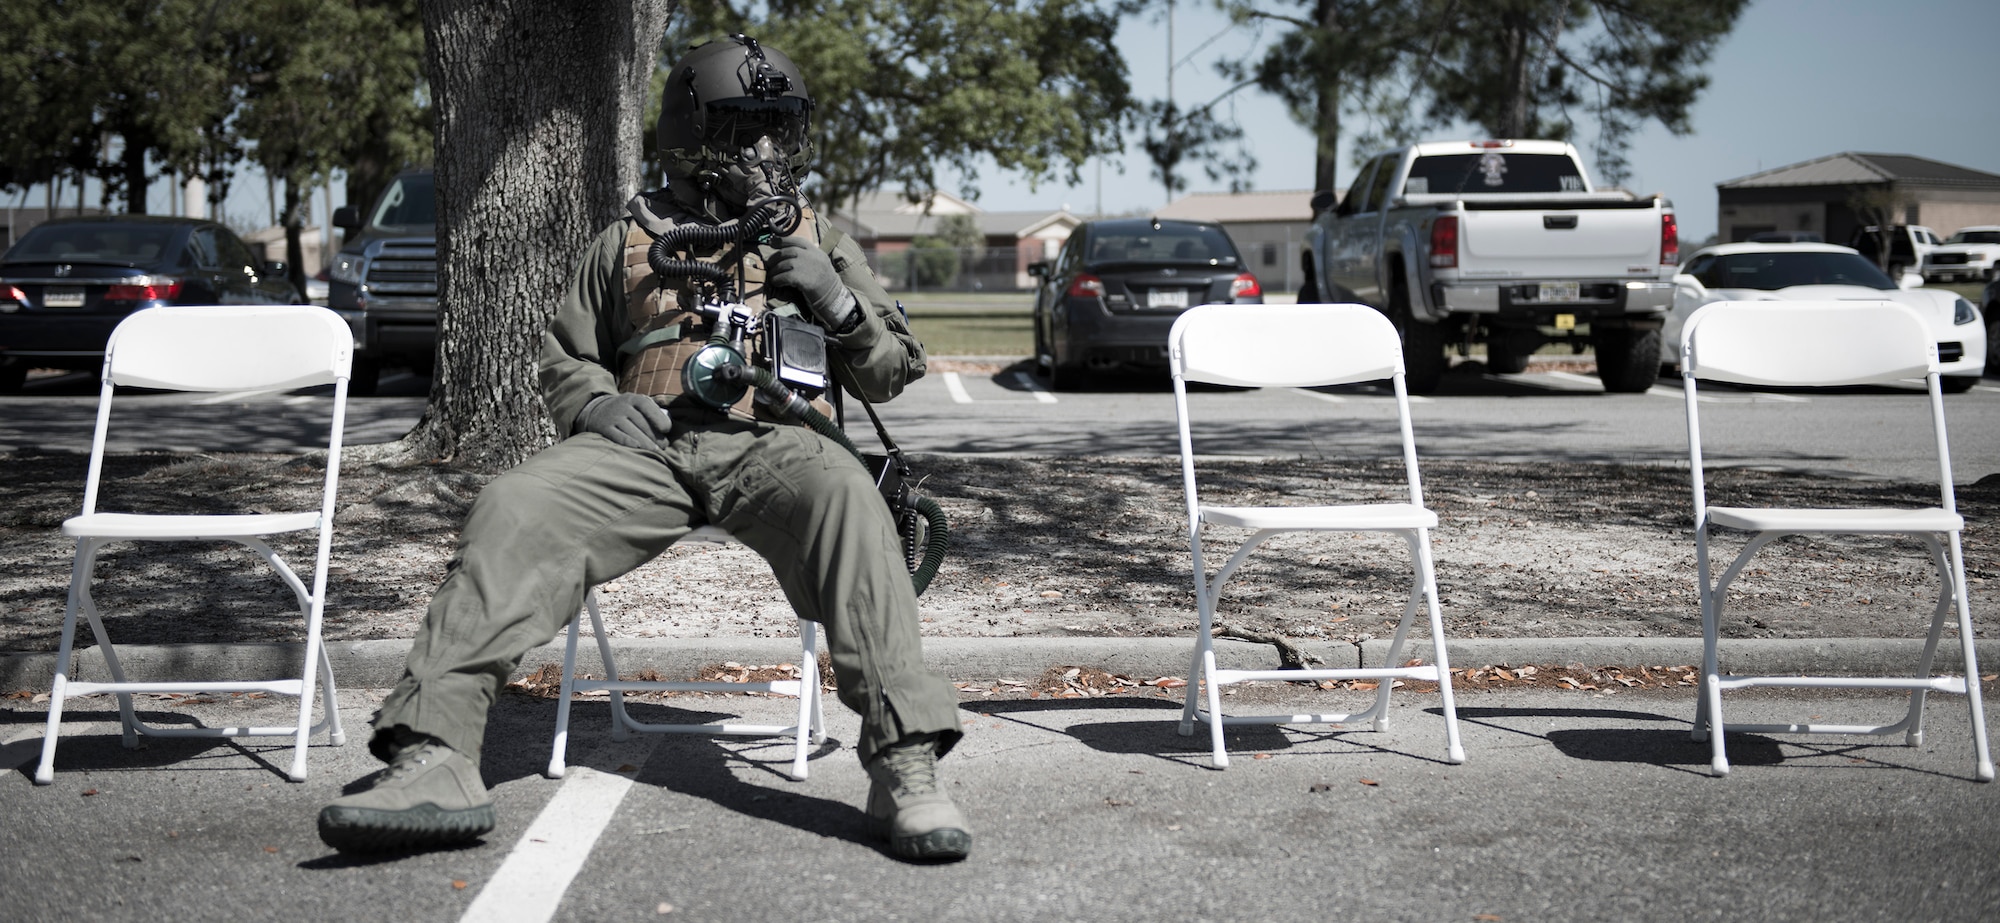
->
[[5, 636, 1996, 692]]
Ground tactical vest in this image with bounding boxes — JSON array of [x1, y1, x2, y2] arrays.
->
[[616, 195, 835, 423]]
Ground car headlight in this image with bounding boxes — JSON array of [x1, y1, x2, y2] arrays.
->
[[329, 251, 367, 286], [1953, 297, 1977, 326]]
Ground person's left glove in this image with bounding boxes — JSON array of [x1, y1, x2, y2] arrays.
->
[[767, 235, 860, 332]]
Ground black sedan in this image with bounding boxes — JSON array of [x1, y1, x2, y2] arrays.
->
[[0, 216, 304, 390], [1030, 217, 1262, 388]]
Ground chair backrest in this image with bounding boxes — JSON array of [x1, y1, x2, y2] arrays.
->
[[104, 304, 354, 392], [1681, 300, 1936, 387], [81, 305, 353, 516], [1170, 302, 1403, 388], [1680, 299, 1956, 516], [1171, 303, 1424, 511]]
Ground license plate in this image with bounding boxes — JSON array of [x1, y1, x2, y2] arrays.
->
[[42, 287, 85, 308], [1147, 287, 1188, 309], [1537, 282, 1580, 303]]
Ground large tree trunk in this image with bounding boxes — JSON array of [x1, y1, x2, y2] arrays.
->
[[405, 0, 675, 471], [1310, 0, 1343, 194]]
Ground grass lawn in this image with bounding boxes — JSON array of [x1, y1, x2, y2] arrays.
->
[[896, 291, 1033, 357]]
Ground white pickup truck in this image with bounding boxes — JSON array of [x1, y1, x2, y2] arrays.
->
[[1298, 140, 1679, 392]]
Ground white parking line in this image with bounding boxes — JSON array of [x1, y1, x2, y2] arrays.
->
[[460, 737, 657, 923], [1010, 372, 1058, 403], [1544, 371, 1607, 388], [943, 372, 973, 404]]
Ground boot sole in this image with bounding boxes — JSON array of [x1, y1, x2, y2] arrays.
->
[[317, 802, 496, 853], [890, 826, 972, 862]]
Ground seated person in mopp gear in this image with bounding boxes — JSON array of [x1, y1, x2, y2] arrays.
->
[[318, 35, 970, 862]]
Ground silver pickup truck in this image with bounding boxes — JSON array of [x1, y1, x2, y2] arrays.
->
[[328, 169, 439, 395], [1299, 140, 1678, 392]]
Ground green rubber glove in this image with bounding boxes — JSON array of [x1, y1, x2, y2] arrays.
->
[[767, 235, 860, 331], [575, 393, 673, 449]]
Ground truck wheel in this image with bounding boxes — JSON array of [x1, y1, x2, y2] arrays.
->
[[1988, 315, 1999, 376], [1297, 260, 1322, 304], [348, 357, 381, 396], [0, 360, 26, 394], [1390, 283, 1445, 394], [1593, 326, 1662, 393]]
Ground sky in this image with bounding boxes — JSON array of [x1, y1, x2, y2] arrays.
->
[[25, 0, 2000, 247], [960, 0, 2000, 244]]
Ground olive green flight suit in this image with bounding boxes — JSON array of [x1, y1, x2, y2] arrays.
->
[[369, 198, 962, 767]]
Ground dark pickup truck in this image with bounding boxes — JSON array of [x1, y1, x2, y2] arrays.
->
[[328, 169, 438, 394]]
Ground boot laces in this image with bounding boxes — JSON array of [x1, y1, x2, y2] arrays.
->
[[879, 740, 938, 796]]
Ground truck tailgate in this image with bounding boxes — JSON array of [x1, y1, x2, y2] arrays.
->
[[1459, 204, 1662, 277]]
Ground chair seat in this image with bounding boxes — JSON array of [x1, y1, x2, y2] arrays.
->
[[64, 511, 323, 540], [1203, 502, 1437, 531], [1706, 506, 1962, 534]]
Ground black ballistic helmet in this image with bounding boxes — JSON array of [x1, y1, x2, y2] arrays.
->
[[659, 35, 815, 209]]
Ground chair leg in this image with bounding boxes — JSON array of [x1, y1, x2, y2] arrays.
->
[[1946, 536, 1995, 782], [547, 606, 587, 779], [1415, 534, 1465, 764], [1201, 647, 1229, 769], [34, 568, 88, 785], [318, 640, 346, 747], [787, 619, 817, 781]]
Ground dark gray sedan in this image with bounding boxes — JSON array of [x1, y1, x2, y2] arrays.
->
[[0, 216, 304, 390], [1030, 217, 1263, 389]]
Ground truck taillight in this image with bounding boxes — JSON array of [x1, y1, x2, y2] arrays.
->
[[1229, 273, 1261, 299], [1429, 216, 1459, 269], [1660, 214, 1679, 265], [1066, 274, 1105, 298], [104, 281, 183, 302]]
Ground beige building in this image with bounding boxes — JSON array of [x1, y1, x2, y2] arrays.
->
[[1716, 152, 2000, 245], [827, 190, 1080, 291]]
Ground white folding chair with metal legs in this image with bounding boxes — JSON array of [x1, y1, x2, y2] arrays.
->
[[36, 304, 352, 784], [546, 526, 827, 781], [1681, 299, 1992, 781], [1169, 302, 1465, 769]]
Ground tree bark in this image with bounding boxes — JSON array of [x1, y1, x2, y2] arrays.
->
[[405, 0, 675, 471], [1310, 0, 1343, 194]]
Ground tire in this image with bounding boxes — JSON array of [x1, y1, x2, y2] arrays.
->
[[1389, 279, 1445, 394], [348, 357, 382, 396], [1941, 374, 1978, 394], [1987, 315, 1999, 377], [1593, 326, 1663, 393], [0, 360, 25, 394], [1297, 259, 1322, 304]]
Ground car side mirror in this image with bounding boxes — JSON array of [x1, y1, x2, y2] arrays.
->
[[1027, 261, 1049, 278], [1673, 273, 1705, 295], [1309, 190, 1337, 214], [264, 260, 288, 275], [1899, 271, 1923, 290], [332, 206, 362, 232]]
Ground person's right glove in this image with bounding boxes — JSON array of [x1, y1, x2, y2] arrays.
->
[[575, 393, 673, 450]]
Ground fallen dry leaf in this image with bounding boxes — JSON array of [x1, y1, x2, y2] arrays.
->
[[1474, 915, 1503, 922], [1252, 753, 1271, 760], [263, 846, 279, 854], [452, 880, 468, 890], [80, 788, 99, 797], [1358, 778, 1379, 786]]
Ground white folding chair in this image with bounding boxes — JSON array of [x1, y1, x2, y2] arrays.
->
[[1170, 302, 1465, 769], [36, 304, 353, 784], [1681, 299, 1993, 781], [546, 526, 826, 781]]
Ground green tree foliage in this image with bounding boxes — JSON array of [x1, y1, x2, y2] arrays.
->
[[670, 1, 1140, 210], [1354, 0, 1748, 186], [0, 0, 426, 225]]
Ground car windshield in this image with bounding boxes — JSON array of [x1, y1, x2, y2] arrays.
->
[[371, 174, 437, 230], [1945, 230, 2000, 245], [1083, 225, 1239, 266], [1403, 153, 1588, 195], [6, 224, 179, 265], [1690, 251, 1897, 291]]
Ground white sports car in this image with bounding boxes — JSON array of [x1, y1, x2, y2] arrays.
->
[[1661, 242, 1987, 392]]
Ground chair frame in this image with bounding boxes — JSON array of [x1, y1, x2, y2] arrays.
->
[[36, 305, 352, 784], [1169, 302, 1465, 769], [1681, 299, 1992, 781], [546, 526, 827, 781]]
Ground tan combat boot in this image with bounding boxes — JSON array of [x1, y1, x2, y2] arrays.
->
[[865, 732, 971, 861], [317, 734, 494, 853]]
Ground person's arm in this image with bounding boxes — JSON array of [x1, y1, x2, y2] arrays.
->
[[766, 215, 927, 403], [539, 222, 629, 436]]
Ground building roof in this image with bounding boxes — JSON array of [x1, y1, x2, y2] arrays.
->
[[1718, 152, 2000, 189], [1154, 189, 1319, 223], [828, 190, 1078, 240]]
